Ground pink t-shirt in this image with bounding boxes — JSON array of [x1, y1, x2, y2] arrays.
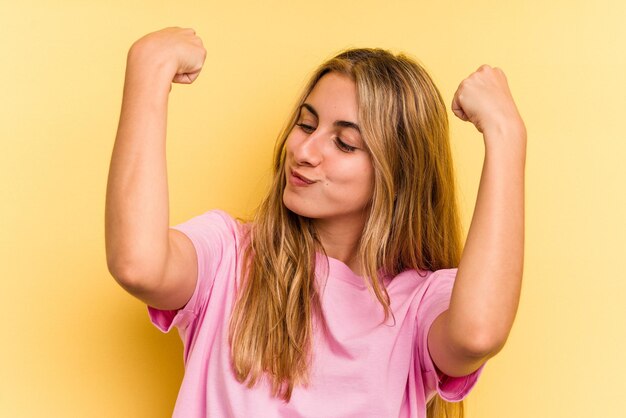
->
[[148, 209, 486, 417]]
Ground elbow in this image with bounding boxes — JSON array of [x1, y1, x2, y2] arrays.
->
[[107, 259, 137, 287], [447, 312, 511, 357], [107, 258, 155, 291], [460, 331, 507, 358]]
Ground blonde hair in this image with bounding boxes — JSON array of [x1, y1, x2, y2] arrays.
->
[[228, 48, 466, 418]]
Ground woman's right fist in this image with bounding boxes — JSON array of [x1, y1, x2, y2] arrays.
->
[[128, 27, 207, 84]]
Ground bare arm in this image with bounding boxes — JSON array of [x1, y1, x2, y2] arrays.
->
[[105, 28, 206, 302], [428, 65, 526, 376]]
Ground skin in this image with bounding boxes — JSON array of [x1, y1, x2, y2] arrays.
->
[[284, 65, 527, 379], [282, 72, 374, 273], [107, 26, 526, 379], [105, 27, 208, 311], [429, 65, 526, 376]]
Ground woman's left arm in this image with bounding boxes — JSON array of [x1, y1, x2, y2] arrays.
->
[[429, 65, 527, 375]]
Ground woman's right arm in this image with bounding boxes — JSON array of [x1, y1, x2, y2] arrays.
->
[[105, 27, 207, 310]]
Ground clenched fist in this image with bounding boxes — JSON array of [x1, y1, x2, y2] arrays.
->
[[451, 65, 525, 137], [127, 27, 207, 85]]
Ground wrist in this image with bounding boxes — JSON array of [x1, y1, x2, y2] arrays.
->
[[482, 122, 527, 161], [126, 43, 177, 86], [483, 113, 525, 136], [483, 116, 526, 142]]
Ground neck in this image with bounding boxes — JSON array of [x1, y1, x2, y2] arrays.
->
[[313, 212, 367, 274]]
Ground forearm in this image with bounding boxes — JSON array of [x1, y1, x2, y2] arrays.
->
[[105, 49, 173, 286], [447, 124, 527, 355]]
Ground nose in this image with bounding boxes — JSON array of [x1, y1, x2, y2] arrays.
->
[[292, 130, 323, 167]]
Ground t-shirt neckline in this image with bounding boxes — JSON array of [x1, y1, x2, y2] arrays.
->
[[315, 251, 388, 289]]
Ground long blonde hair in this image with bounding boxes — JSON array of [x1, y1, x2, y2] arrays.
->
[[228, 48, 466, 417]]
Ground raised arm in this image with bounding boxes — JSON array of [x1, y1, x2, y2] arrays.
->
[[105, 27, 206, 308], [428, 65, 526, 377]]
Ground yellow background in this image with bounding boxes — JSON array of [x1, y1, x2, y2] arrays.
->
[[1, 0, 624, 417]]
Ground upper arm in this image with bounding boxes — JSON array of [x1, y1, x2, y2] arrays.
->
[[427, 310, 492, 378], [125, 228, 198, 311]]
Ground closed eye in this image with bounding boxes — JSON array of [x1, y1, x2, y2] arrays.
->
[[296, 123, 315, 133], [334, 137, 357, 153], [296, 123, 358, 153]]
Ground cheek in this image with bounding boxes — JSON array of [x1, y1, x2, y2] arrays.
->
[[282, 134, 293, 162], [328, 158, 374, 193], [360, 168, 375, 197], [285, 131, 303, 156], [284, 137, 293, 158], [357, 160, 375, 197]]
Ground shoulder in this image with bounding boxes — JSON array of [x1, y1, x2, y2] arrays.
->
[[415, 267, 458, 294], [200, 208, 242, 227], [186, 208, 247, 234], [384, 267, 459, 300], [171, 208, 251, 253], [386, 266, 456, 287]]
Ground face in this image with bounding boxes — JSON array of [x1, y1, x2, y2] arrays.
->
[[283, 72, 375, 223]]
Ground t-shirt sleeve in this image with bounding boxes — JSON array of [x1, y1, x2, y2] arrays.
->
[[147, 209, 238, 334], [415, 268, 487, 402]]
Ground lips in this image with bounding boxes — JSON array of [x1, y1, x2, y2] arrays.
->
[[291, 169, 316, 184]]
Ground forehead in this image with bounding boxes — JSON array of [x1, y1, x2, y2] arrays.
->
[[303, 72, 359, 121]]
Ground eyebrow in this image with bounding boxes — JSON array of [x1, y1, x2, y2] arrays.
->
[[300, 103, 361, 134]]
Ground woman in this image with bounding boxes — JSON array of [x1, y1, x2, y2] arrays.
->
[[105, 27, 526, 418]]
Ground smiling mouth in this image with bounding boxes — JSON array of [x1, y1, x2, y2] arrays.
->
[[290, 169, 316, 184]]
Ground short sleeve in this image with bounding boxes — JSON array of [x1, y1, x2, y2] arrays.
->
[[147, 209, 239, 334], [415, 268, 487, 402]]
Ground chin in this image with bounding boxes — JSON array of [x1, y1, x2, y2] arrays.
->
[[282, 192, 317, 219]]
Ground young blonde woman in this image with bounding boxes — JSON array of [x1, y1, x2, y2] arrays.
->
[[106, 27, 526, 418]]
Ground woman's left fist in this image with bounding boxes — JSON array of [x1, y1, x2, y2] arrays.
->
[[451, 65, 525, 136]]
